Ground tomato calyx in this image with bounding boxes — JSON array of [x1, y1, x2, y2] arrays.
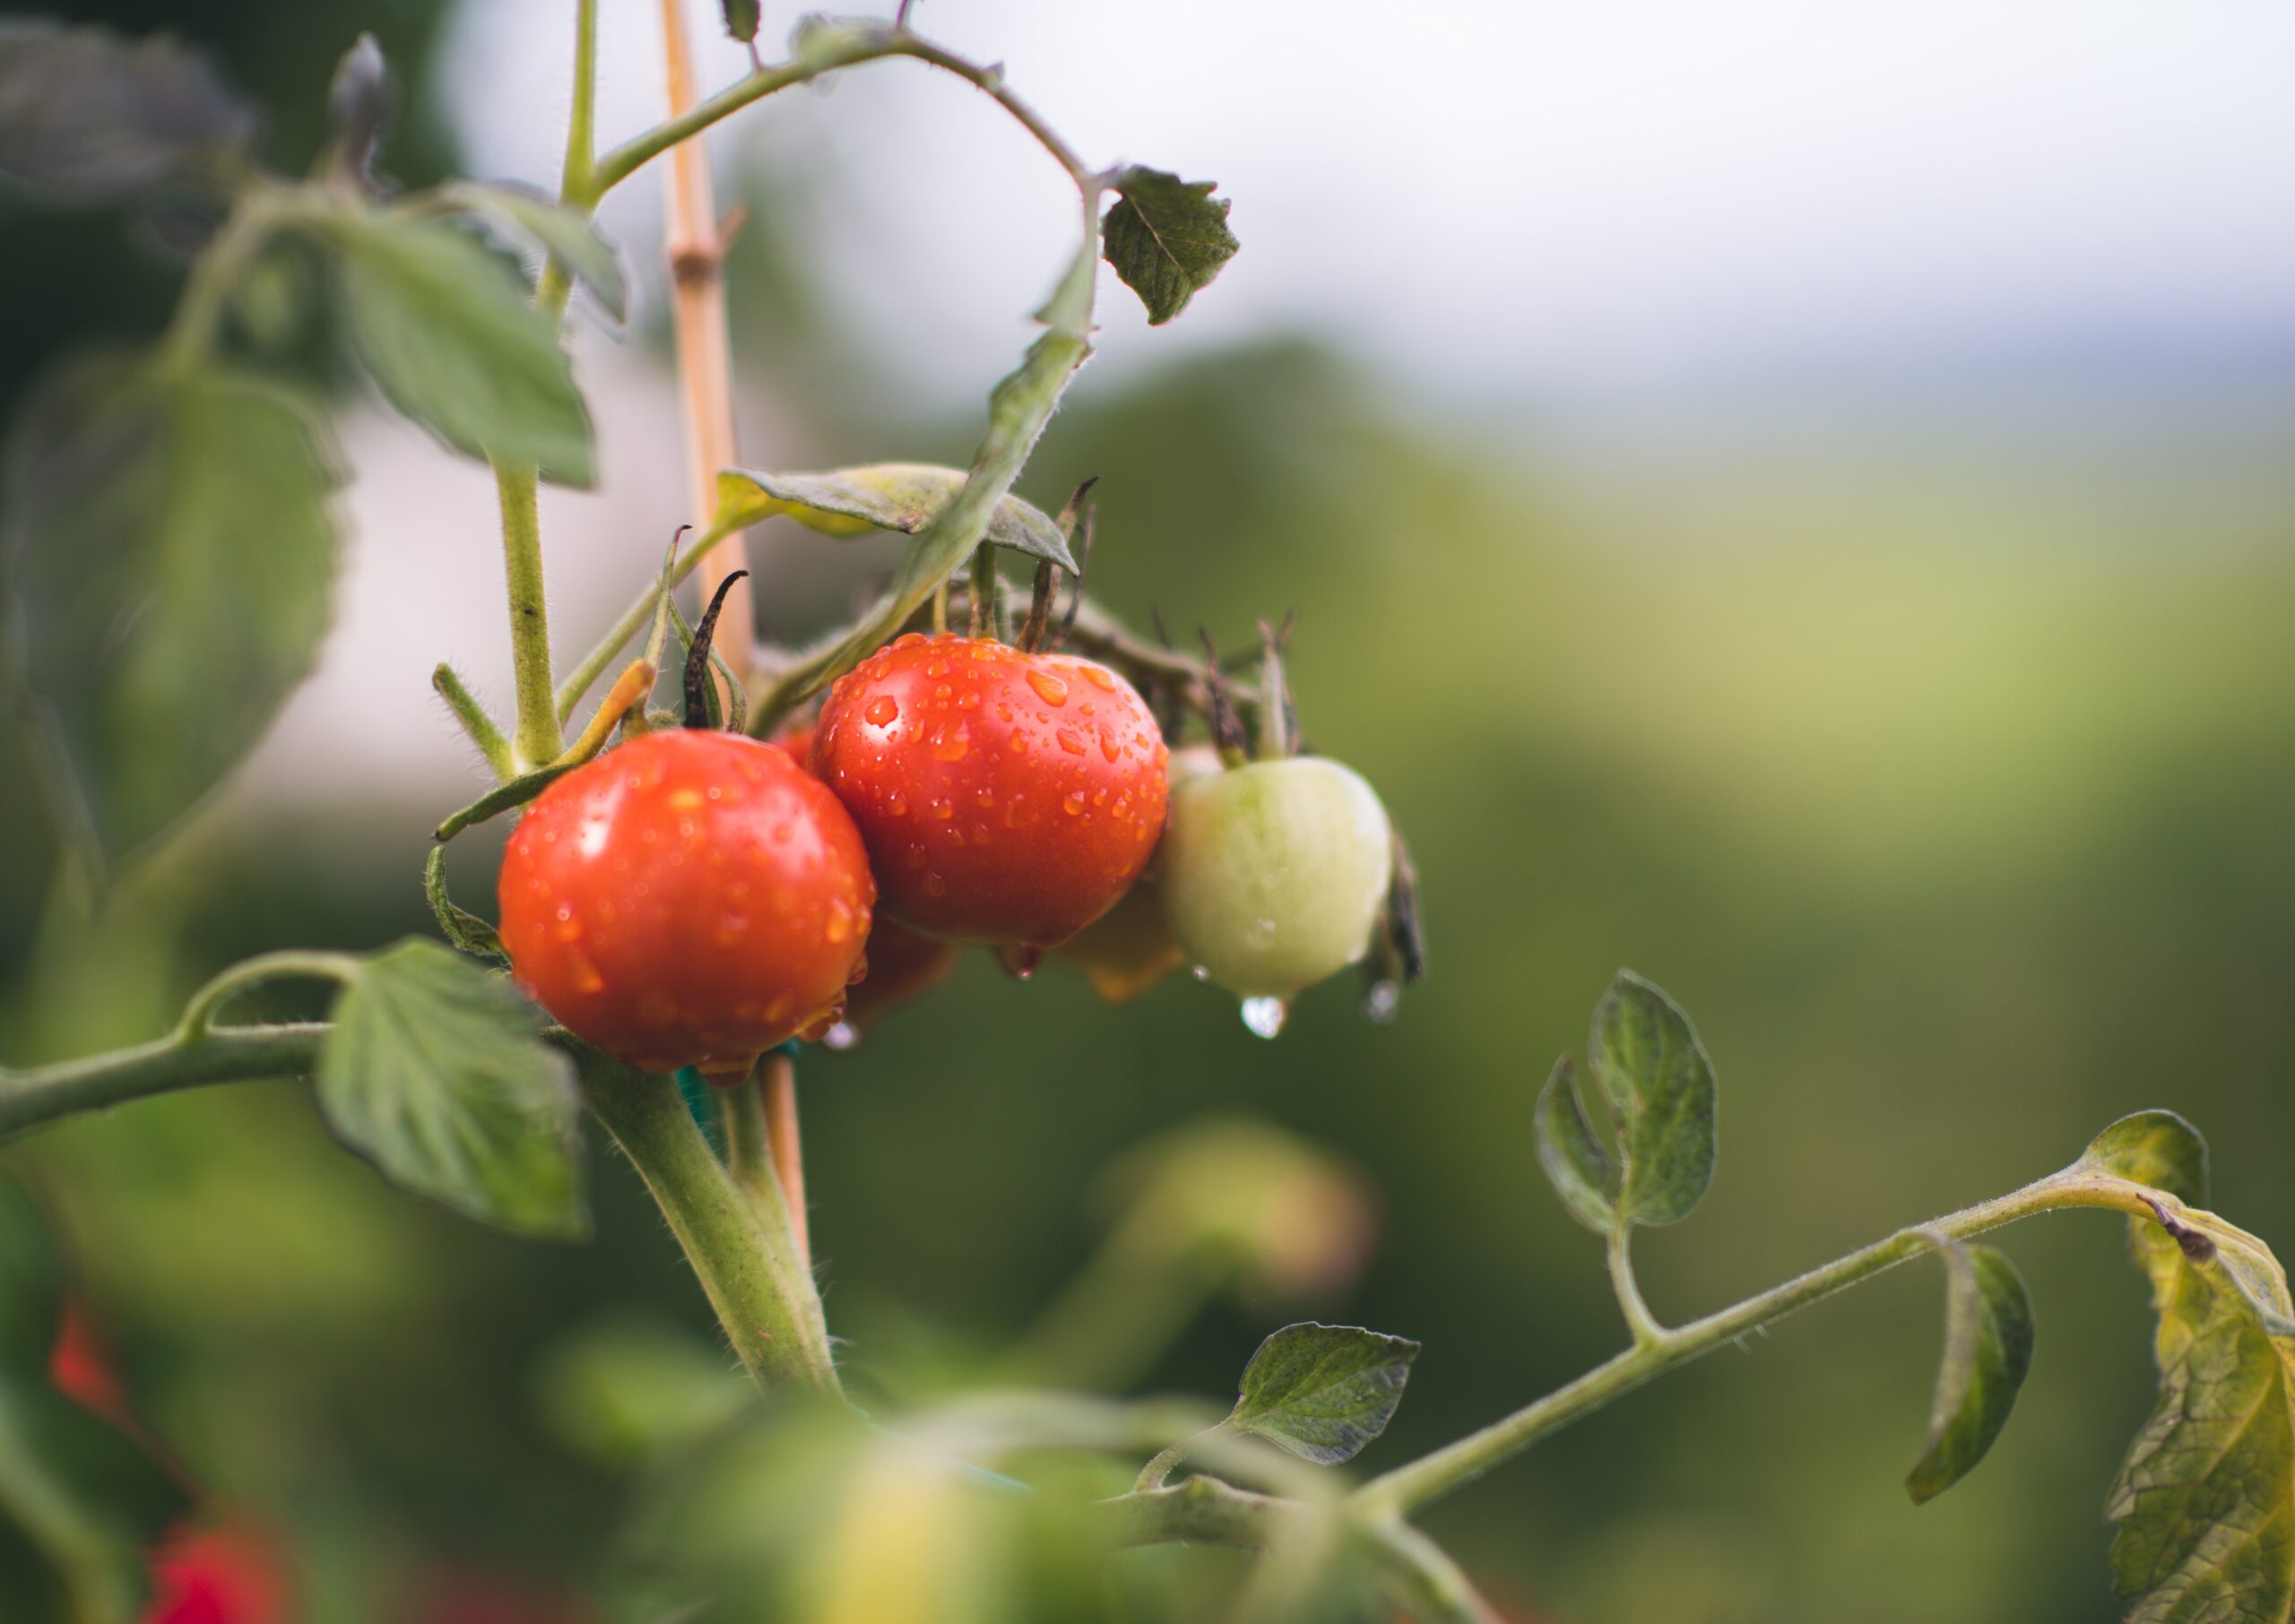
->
[[683, 567, 750, 730]]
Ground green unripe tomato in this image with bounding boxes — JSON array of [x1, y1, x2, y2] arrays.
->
[[1157, 756, 1393, 1002]]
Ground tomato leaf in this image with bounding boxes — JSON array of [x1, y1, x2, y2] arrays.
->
[[423, 844, 506, 962], [0, 20, 253, 203], [331, 212, 594, 487], [716, 463, 1078, 572], [1534, 1054, 1615, 1234], [3, 356, 341, 871], [437, 180, 628, 324], [1101, 166, 1238, 325], [1226, 1322, 1419, 1465], [2078, 1108, 2209, 1207], [2106, 1196, 2295, 1621], [720, 0, 763, 45], [1905, 1236, 2034, 1504], [318, 940, 587, 1238], [1586, 970, 1717, 1227]]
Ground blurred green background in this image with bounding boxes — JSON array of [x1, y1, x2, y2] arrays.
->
[[5, 3, 2295, 1621]]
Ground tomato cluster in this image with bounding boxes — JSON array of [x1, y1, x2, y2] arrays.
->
[[497, 626, 1399, 1075]]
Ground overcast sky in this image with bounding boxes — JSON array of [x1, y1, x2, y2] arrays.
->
[[440, 0, 2295, 406]]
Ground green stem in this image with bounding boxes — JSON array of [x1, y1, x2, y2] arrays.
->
[[487, 0, 600, 773], [432, 662, 515, 780], [575, 1059, 838, 1395], [1606, 1224, 1666, 1347], [159, 193, 279, 371], [174, 950, 360, 1036], [495, 462, 566, 772], [0, 1025, 326, 1142], [1350, 1171, 2166, 1518], [997, 1236, 1217, 1393], [593, 27, 1091, 198]]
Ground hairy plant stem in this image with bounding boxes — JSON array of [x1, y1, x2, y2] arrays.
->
[[0, 1025, 325, 1141], [487, 0, 599, 773], [577, 1058, 838, 1395], [1606, 1225, 1666, 1347], [1349, 1170, 2168, 1518]]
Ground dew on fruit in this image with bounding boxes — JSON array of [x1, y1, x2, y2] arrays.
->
[[865, 695, 899, 727], [924, 871, 948, 897], [1363, 980, 1401, 1024], [1082, 666, 1117, 691], [1027, 669, 1070, 706], [926, 658, 950, 678], [1062, 790, 1087, 816], [1098, 726, 1121, 762], [1056, 728, 1087, 756], [1003, 945, 1043, 980], [931, 723, 970, 761], [1241, 996, 1289, 1039], [886, 791, 908, 816], [823, 1020, 861, 1050]]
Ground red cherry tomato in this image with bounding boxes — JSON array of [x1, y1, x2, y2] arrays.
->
[[146, 1524, 293, 1624], [498, 730, 875, 1078], [811, 634, 1168, 946]]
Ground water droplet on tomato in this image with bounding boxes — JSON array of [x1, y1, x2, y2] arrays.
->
[[1363, 980, 1401, 1024], [1241, 997, 1289, 1039], [931, 723, 970, 761], [1062, 790, 1087, 816], [924, 871, 948, 897], [824, 1021, 861, 1050], [865, 695, 899, 727], [926, 659, 951, 678], [1056, 728, 1087, 756], [1027, 669, 1070, 706], [887, 791, 908, 816], [1082, 665, 1117, 691]]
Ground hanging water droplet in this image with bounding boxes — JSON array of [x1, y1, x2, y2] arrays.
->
[[823, 1021, 861, 1051], [1362, 980, 1401, 1024], [1240, 996, 1289, 1039], [1191, 964, 1211, 981]]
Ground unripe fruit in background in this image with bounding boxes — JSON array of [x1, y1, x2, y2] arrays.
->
[[498, 730, 874, 1078], [1157, 756, 1393, 1009], [811, 634, 1168, 947]]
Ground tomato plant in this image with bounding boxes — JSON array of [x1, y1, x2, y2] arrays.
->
[[0, 9, 2285, 1624]]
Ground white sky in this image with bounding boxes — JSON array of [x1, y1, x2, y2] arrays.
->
[[440, 0, 2295, 404]]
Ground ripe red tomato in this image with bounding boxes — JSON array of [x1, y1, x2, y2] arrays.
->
[[498, 730, 875, 1078], [811, 634, 1168, 946]]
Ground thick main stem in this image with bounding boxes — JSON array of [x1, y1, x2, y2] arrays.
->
[[658, 0, 754, 703], [1351, 1171, 2165, 1518], [577, 1060, 838, 1395]]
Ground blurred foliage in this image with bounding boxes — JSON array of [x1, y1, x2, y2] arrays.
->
[[4, 3, 2295, 1621]]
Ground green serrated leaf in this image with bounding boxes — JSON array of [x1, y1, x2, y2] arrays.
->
[[2106, 1194, 2295, 1622], [3, 355, 341, 870], [720, 0, 763, 45], [1101, 166, 1238, 325], [719, 464, 1078, 572], [2078, 1109, 2210, 1208], [1586, 970, 1717, 1227], [331, 213, 594, 487], [0, 20, 254, 202], [1227, 1321, 1419, 1466], [1906, 1236, 2034, 1504], [1534, 1055, 1615, 1234], [438, 181, 628, 324], [319, 940, 586, 1238]]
